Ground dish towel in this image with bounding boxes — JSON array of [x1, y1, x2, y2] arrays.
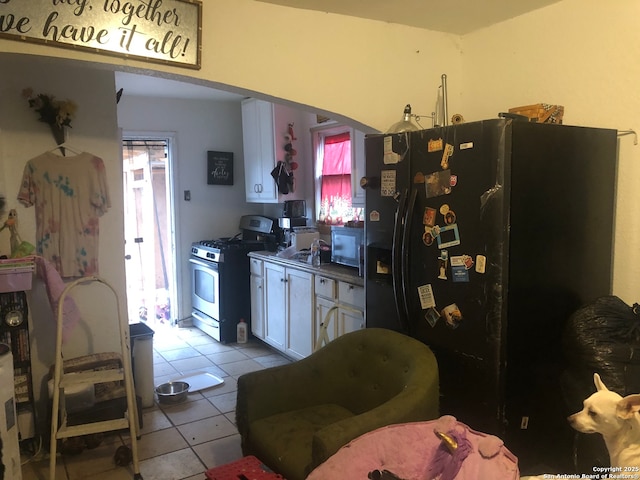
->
[[34, 256, 81, 343]]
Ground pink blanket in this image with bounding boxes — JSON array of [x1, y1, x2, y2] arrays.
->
[[34, 256, 81, 343], [307, 416, 520, 480]]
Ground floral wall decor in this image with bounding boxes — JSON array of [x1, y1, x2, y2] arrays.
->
[[22, 88, 78, 155]]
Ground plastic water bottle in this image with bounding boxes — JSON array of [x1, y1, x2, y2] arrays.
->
[[311, 239, 321, 267], [237, 318, 248, 344]]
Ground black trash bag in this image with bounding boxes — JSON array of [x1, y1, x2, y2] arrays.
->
[[271, 161, 293, 195], [561, 295, 640, 472]]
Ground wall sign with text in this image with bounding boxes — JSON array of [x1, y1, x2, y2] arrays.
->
[[0, 0, 202, 69], [207, 151, 233, 186]]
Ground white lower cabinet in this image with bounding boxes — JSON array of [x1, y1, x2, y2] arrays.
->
[[286, 269, 314, 359], [314, 275, 364, 351], [250, 256, 364, 359], [263, 261, 314, 360], [249, 258, 265, 340]]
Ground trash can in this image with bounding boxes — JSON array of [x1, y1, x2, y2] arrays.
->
[[129, 323, 155, 408]]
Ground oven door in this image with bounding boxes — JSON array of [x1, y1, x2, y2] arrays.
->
[[189, 256, 220, 322]]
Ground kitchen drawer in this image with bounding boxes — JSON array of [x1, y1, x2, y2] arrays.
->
[[250, 258, 263, 276], [315, 275, 336, 299], [338, 281, 364, 308]]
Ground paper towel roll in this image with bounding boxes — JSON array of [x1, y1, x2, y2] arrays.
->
[[132, 336, 155, 408]]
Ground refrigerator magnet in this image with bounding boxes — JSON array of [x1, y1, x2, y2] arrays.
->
[[450, 175, 458, 187], [381, 170, 397, 197], [428, 138, 444, 152], [438, 250, 448, 280], [417, 284, 436, 309], [422, 228, 434, 246], [369, 210, 381, 222], [383, 136, 401, 164], [424, 307, 441, 327], [425, 170, 452, 198], [441, 143, 454, 169], [451, 265, 470, 282], [442, 303, 463, 329], [436, 224, 461, 249], [423, 207, 436, 226], [450, 256, 470, 282], [444, 210, 457, 225], [475, 255, 487, 274], [460, 141, 474, 150], [414, 172, 425, 184]]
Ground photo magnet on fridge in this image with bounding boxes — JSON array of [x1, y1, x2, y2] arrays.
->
[[425, 169, 452, 198], [441, 303, 463, 329], [422, 228, 434, 246], [425, 307, 441, 327], [436, 224, 461, 249], [423, 207, 436, 226]]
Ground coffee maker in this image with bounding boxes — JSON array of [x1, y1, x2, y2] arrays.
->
[[279, 200, 307, 248]]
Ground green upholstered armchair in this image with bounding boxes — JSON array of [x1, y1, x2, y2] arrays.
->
[[236, 328, 439, 480]]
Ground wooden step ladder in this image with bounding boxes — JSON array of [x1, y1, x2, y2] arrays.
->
[[49, 275, 142, 480]]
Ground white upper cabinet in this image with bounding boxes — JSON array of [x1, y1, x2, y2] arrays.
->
[[242, 98, 278, 202], [241, 98, 308, 204]]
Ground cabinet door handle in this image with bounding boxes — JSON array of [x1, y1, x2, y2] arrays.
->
[[348, 285, 354, 290], [320, 278, 325, 284]]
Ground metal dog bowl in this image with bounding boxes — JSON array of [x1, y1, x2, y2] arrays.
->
[[155, 381, 190, 404]]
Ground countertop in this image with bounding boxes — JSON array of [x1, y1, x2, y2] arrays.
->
[[248, 251, 364, 286]]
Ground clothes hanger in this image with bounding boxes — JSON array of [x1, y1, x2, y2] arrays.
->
[[48, 142, 82, 157]]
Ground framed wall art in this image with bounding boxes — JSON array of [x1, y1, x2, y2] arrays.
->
[[207, 151, 234, 185]]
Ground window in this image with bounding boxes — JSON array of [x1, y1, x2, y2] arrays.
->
[[313, 125, 363, 225]]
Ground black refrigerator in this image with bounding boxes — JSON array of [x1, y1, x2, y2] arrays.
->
[[364, 118, 618, 473]]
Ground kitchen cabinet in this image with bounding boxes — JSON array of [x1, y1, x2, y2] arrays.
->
[[263, 262, 314, 359], [242, 98, 278, 202], [249, 258, 265, 340], [250, 252, 363, 359], [241, 98, 308, 204], [285, 269, 314, 359], [264, 262, 286, 349], [314, 274, 364, 350]]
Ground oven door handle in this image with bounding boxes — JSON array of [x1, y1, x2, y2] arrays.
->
[[189, 257, 217, 269]]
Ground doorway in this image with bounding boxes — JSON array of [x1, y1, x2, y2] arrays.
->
[[122, 134, 177, 327]]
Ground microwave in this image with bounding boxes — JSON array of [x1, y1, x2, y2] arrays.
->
[[331, 226, 364, 269]]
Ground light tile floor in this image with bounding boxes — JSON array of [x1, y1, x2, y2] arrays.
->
[[21, 323, 291, 480]]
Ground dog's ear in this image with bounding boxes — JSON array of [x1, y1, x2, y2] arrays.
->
[[617, 394, 640, 420], [594, 373, 609, 392]]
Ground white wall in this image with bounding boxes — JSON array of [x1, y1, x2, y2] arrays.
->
[[0, 55, 125, 430], [0, 0, 464, 133], [461, 0, 640, 304]]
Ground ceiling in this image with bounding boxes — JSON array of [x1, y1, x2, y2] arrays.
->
[[255, 0, 563, 35], [115, 0, 563, 100]]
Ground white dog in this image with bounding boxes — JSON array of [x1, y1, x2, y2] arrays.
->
[[567, 373, 640, 468], [522, 373, 640, 479]]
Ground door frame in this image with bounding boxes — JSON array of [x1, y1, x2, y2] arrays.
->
[[122, 130, 180, 324]]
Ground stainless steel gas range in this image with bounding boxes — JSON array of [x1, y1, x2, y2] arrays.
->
[[189, 215, 280, 343]]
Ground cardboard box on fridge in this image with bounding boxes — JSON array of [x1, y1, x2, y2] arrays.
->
[[508, 103, 564, 124]]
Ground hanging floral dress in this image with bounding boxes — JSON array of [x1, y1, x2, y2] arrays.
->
[[18, 151, 111, 278]]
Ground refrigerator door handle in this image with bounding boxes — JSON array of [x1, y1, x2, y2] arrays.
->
[[392, 188, 410, 333], [401, 187, 417, 334]]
